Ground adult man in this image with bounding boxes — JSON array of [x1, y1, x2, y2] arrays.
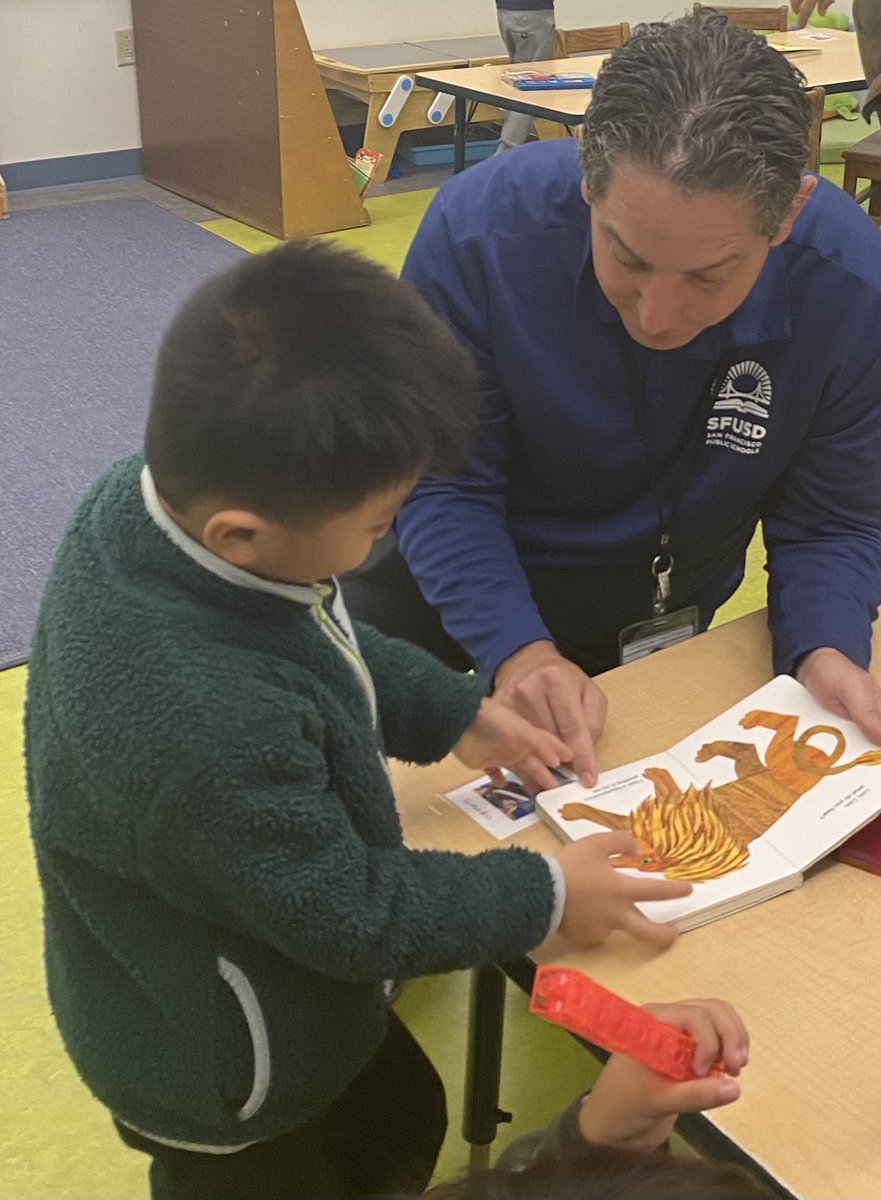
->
[[342, 13, 881, 786]]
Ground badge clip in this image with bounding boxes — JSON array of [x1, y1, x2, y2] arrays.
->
[[651, 552, 674, 616]]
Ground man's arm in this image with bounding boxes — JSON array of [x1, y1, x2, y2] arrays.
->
[[398, 192, 552, 681], [763, 344, 881, 738], [399, 191, 607, 783]]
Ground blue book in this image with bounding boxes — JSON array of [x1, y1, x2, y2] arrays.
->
[[503, 70, 595, 90]]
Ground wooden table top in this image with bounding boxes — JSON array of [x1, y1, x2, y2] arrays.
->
[[393, 610, 881, 1199], [314, 45, 467, 74], [414, 29, 866, 121]]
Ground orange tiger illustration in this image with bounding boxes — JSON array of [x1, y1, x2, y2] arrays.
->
[[559, 710, 881, 881]]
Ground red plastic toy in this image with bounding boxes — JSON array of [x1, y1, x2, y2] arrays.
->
[[529, 965, 724, 1081]]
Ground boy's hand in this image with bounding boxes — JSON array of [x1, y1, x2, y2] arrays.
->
[[577, 998, 747, 1152], [453, 697, 572, 793], [554, 833, 692, 949]]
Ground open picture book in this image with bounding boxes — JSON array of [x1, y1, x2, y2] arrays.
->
[[536, 676, 881, 931]]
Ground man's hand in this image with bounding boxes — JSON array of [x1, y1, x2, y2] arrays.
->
[[452, 697, 572, 793], [796, 647, 881, 743], [553, 832, 692, 950], [577, 998, 748, 1152], [493, 641, 608, 787]]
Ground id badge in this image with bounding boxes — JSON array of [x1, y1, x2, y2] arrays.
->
[[618, 606, 699, 666]]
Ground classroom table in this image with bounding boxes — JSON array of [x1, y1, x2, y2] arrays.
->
[[415, 28, 868, 172], [391, 609, 881, 1199], [313, 36, 507, 182]]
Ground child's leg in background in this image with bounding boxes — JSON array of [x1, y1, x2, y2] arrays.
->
[[114, 1010, 446, 1200], [495, 9, 557, 151]]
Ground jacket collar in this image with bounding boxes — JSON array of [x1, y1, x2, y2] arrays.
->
[[140, 465, 323, 609]]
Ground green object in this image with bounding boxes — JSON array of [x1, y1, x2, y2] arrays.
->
[[826, 92, 862, 119], [811, 9, 850, 28], [820, 110, 875, 161], [788, 6, 850, 29], [349, 157, 373, 196], [26, 455, 557, 1147]]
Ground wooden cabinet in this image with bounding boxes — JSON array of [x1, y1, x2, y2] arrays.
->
[[131, 0, 368, 238]]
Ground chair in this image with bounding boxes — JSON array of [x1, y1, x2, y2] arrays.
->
[[692, 4, 790, 30], [842, 128, 881, 226], [535, 24, 631, 141], [806, 86, 825, 172], [553, 22, 631, 57]]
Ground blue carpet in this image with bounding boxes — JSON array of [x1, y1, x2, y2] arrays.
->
[[0, 199, 246, 669]]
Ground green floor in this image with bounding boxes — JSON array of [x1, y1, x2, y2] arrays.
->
[[1, 137, 874, 1195]]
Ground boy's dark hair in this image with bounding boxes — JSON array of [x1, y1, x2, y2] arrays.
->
[[145, 238, 477, 523], [390, 1143, 776, 1199], [581, 10, 812, 237]]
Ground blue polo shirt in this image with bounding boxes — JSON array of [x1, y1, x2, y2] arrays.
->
[[398, 138, 881, 681]]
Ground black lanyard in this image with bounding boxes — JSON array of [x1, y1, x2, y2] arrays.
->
[[618, 333, 731, 615]]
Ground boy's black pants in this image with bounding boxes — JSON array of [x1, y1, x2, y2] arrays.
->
[[114, 1010, 447, 1199]]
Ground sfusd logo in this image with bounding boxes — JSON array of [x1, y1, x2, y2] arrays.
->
[[705, 360, 771, 456]]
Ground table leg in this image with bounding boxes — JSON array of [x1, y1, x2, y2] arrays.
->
[[364, 95, 408, 183], [869, 180, 881, 223], [453, 96, 467, 174], [842, 157, 859, 200], [463, 963, 511, 1171]]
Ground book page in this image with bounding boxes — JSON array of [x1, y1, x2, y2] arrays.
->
[[666, 676, 881, 874], [536, 675, 881, 927], [633, 836, 799, 929], [536, 754, 683, 841], [537, 756, 800, 927]]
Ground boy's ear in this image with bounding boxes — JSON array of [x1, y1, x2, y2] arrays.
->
[[202, 509, 271, 567]]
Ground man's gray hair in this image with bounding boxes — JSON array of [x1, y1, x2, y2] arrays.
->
[[580, 11, 812, 237]]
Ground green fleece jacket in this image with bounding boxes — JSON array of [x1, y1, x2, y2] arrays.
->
[[25, 456, 556, 1148]]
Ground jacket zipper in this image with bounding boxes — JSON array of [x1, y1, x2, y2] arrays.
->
[[311, 586, 377, 728]]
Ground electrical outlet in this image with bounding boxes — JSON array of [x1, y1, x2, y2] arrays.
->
[[114, 27, 136, 67]]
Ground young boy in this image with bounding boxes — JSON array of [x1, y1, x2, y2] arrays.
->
[[25, 239, 690, 1200]]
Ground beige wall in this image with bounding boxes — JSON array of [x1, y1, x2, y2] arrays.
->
[[0, 0, 141, 164], [0, 0, 854, 166], [301, 0, 683, 48]]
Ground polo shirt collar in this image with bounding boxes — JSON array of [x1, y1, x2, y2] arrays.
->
[[140, 464, 322, 608]]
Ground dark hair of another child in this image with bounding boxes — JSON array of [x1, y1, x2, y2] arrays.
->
[[376, 1143, 777, 1200], [145, 237, 478, 525]]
